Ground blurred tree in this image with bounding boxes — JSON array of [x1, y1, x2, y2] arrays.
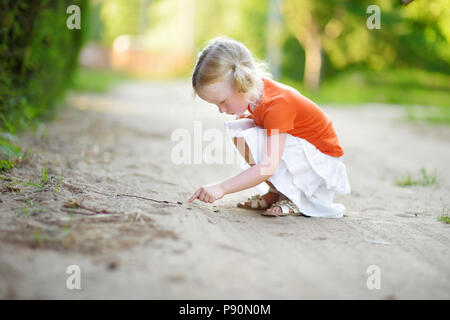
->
[[266, 0, 284, 80], [397, 0, 450, 71], [280, 0, 346, 90], [93, 0, 449, 83], [85, 0, 104, 42], [145, 0, 195, 52], [144, 0, 268, 61], [280, 0, 450, 89], [192, 0, 268, 59], [0, 0, 87, 133], [0, 0, 88, 170], [100, 0, 141, 44]]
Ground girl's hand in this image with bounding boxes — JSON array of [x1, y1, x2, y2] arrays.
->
[[188, 183, 225, 203]]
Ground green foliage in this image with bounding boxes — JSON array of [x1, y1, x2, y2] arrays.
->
[[94, 0, 450, 82], [0, 0, 88, 170], [97, 0, 269, 60], [0, 133, 23, 171], [281, 0, 450, 80], [70, 67, 132, 93], [281, 35, 305, 80], [238, 0, 269, 59], [84, 0, 104, 43], [281, 68, 450, 112], [395, 168, 438, 187], [0, 167, 50, 191], [439, 206, 450, 224], [99, 0, 141, 45], [405, 106, 450, 126]]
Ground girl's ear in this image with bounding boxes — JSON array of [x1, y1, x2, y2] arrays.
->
[[232, 81, 245, 95], [233, 64, 254, 92]]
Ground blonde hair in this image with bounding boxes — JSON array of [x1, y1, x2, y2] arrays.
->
[[191, 36, 273, 107]]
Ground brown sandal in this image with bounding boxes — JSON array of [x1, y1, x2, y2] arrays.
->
[[237, 187, 280, 210], [262, 199, 305, 217]]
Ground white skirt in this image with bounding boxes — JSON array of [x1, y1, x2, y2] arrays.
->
[[225, 118, 351, 218]]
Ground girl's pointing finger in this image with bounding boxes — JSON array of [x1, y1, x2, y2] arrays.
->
[[188, 189, 200, 202]]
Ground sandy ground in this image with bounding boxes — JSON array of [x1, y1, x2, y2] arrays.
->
[[0, 79, 449, 299]]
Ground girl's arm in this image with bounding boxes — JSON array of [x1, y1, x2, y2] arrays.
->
[[188, 133, 287, 203]]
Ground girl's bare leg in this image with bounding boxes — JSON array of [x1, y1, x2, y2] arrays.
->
[[232, 137, 293, 214], [233, 137, 280, 208]]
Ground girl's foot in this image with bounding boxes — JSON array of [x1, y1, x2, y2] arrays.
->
[[263, 198, 305, 216], [237, 188, 280, 210]]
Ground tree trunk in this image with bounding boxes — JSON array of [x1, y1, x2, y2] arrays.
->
[[281, 0, 322, 90], [303, 33, 322, 91]]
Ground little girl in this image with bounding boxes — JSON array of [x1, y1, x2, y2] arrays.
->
[[188, 37, 351, 218]]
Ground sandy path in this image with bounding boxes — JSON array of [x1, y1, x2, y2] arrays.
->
[[0, 79, 449, 299]]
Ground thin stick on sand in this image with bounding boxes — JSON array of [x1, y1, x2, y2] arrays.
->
[[116, 193, 182, 206]]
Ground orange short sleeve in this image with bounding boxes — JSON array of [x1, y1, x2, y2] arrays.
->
[[263, 99, 296, 136]]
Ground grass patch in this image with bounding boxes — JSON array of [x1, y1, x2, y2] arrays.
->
[[1, 167, 50, 192], [54, 176, 63, 192], [281, 68, 450, 125], [69, 67, 134, 93], [22, 198, 31, 218], [396, 168, 438, 187], [404, 105, 450, 126], [0, 133, 24, 171], [20, 198, 48, 217], [438, 206, 450, 224], [34, 230, 44, 245]]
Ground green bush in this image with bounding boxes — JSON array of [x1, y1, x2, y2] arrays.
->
[[0, 0, 88, 170]]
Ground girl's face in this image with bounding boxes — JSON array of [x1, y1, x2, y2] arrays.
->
[[197, 80, 248, 115]]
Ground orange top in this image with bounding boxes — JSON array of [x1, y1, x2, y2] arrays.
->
[[246, 77, 344, 157]]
